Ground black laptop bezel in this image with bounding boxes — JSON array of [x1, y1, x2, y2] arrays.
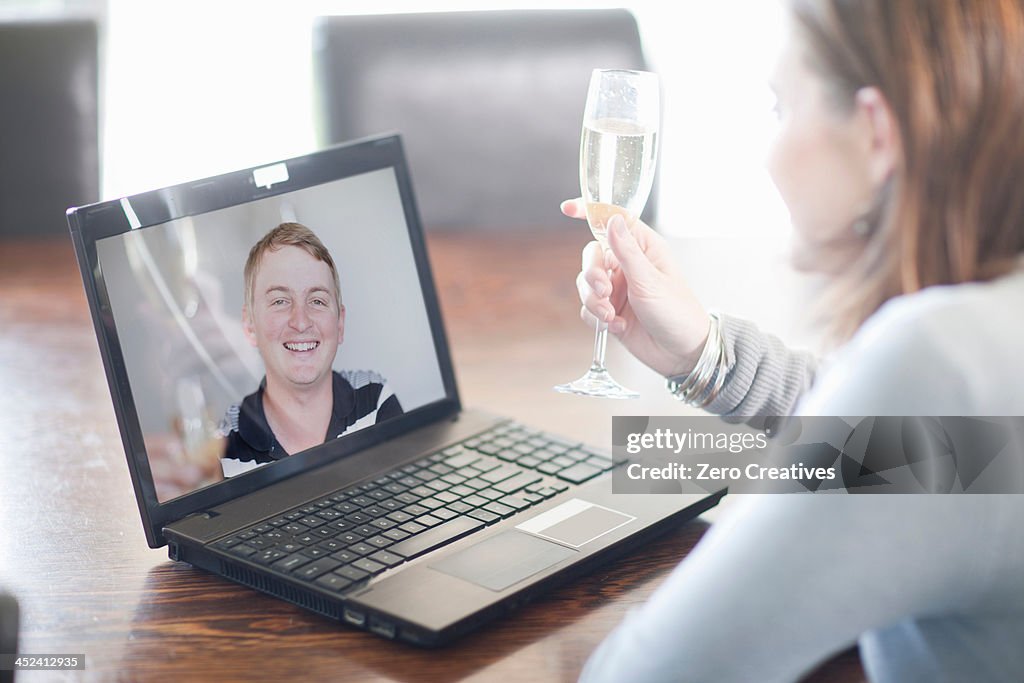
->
[[67, 135, 462, 547]]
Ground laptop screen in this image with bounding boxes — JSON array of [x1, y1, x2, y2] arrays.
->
[[78, 139, 453, 511]]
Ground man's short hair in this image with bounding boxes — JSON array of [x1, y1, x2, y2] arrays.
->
[[244, 222, 341, 311]]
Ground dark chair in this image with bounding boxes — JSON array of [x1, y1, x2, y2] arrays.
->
[[0, 589, 17, 683], [0, 19, 99, 238], [312, 10, 655, 232]]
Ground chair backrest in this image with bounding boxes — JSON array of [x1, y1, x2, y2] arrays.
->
[[312, 10, 654, 232], [0, 19, 99, 238], [0, 590, 17, 683]]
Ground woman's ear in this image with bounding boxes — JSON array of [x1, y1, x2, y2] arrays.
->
[[855, 86, 901, 187]]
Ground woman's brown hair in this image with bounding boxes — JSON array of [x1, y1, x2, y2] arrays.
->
[[790, 0, 1024, 341]]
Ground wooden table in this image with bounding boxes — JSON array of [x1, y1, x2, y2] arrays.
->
[[0, 234, 863, 681]]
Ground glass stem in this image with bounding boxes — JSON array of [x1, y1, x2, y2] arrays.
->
[[590, 252, 612, 373], [590, 320, 609, 373]]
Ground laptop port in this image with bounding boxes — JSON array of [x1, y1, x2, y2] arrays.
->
[[342, 608, 366, 627], [369, 617, 396, 639]]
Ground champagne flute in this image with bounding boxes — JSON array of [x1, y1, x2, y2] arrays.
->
[[555, 68, 659, 399]]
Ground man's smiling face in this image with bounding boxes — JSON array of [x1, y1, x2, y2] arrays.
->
[[243, 245, 345, 392]]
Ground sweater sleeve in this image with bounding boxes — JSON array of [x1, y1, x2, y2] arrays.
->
[[700, 313, 818, 419]]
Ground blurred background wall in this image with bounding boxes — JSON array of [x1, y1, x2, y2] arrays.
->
[[2, 1, 814, 347]]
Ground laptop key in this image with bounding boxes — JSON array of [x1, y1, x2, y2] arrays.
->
[[463, 494, 489, 508], [253, 549, 287, 565], [364, 535, 393, 549], [335, 566, 370, 583], [557, 462, 603, 484], [476, 488, 504, 501], [398, 521, 426, 535], [446, 501, 472, 515], [318, 539, 344, 552], [349, 542, 375, 556], [296, 559, 341, 581], [497, 449, 521, 462], [387, 510, 413, 524], [469, 459, 502, 473], [229, 544, 258, 558], [272, 553, 312, 572], [497, 495, 531, 511], [493, 472, 542, 494], [402, 504, 429, 517], [481, 466, 520, 484], [483, 502, 515, 518], [517, 455, 542, 469], [467, 509, 501, 525], [443, 452, 480, 469], [345, 512, 372, 525], [415, 513, 444, 526], [537, 462, 563, 476], [387, 517, 485, 560], [301, 547, 330, 559], [330, 549, 360, 564], [523, 493, 545, 504], [368, 550, 404, 567], [315, 573, 352, 593], [382, 528, 410, 542], [352, 558, 386, 575], [431, 508, 458, 521]]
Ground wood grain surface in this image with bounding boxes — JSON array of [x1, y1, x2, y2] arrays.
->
[[0, 235, 864, 681]]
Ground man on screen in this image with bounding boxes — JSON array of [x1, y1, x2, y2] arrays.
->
[[219, 222, 403, 476]]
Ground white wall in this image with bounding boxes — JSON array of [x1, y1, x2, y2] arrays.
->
[[103, 2, 810, 345]]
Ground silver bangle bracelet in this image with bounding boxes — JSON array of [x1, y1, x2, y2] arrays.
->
[[666, 312, 727, 407]]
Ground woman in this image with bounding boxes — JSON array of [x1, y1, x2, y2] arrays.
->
[[571, 1, 1024, 681]]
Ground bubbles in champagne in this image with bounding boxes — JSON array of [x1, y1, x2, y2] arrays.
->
[[580, 118, 658, 241]]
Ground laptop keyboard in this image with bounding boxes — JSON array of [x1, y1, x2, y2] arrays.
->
[[213, 422, 615, 595]]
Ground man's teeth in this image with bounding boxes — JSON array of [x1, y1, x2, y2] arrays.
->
[[284, 342, 319, 352]]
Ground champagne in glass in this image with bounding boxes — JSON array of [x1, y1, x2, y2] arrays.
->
[[556, 69, 659, 399]]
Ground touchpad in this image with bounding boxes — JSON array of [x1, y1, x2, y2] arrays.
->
[[430, 531, 576, 592]]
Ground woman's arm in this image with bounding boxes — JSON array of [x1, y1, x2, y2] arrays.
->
[[702, 314, 819, 419]]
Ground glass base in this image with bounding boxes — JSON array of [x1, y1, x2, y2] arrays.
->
[[554, 368, 640, 399]]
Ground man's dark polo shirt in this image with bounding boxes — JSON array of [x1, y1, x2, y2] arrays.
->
[[220, 369, 402, 468]]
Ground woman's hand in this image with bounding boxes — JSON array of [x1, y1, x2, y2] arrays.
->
[[564, 199, 711, 378]]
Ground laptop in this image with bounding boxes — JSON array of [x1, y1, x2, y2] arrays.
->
[[67, 134, 723, 646]]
